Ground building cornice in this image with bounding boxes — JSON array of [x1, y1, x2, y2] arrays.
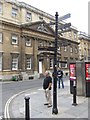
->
[[4, 0, 78, 31], [0, 20, 20, 28], [79, 31, 90, 41], [5, 0, 54, 20]]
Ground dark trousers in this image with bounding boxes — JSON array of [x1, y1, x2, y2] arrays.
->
[[58, 77, 64, 88]]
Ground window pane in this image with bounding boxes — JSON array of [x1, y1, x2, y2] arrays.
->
[[39, 41, 43, 47], [26, 12, 32, 21], [26, 38, 31, 46], [61, 63, 67, 68], [12, 35, 18, 44], [50, 58, 53, 68], [12, 8, 18, 17], [75, 48, 78, 53], [0, 4, 2, 14], [69, 31, 71, 37], [26, 58, 31, 69], [0, 33, 2, 43], [64, 46, 67, 51], [12, 58, 18, 70], [39, 16, 43, 20], [70, 47, 73, 52], [74, 32, 77, 39], [0, 53, 2, 71]]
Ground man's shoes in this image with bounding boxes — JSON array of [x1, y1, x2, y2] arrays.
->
[[44, 103, 48, 105], [47, 104, 52, 108]]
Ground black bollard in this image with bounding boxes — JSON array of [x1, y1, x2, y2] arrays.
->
[[25, 96, 30, 120], [72, 86, 77, 106]]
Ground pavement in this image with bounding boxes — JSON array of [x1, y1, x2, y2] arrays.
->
[[6, 79, 89, 119]]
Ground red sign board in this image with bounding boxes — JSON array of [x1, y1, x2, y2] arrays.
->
[[85, 63, 90, 82], [70, 64, 76, 80]]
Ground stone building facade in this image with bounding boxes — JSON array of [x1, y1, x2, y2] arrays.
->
[[0, 0, 79, 80], [78, 32, 90, 61]]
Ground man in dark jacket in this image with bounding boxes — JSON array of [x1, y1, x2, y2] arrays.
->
[[43, 71, 52, 107], [57, 68, 64, 89]]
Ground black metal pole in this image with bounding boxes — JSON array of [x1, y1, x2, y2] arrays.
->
[[25, 96, 30, 120], [72, 85, 77, 106], [52, 12, 58, 114]]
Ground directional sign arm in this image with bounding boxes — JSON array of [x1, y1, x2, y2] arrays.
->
[[38, 46, 55, 51], [47, 21, 55, 25], [58, 28, 72, 34], [58, 23, 71, 30], [58, 13, 71, 21]]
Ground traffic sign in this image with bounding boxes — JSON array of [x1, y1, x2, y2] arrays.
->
[[58, 13, 71, 21]]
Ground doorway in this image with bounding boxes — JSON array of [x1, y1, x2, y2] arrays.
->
[[39, 61, 43, 74]]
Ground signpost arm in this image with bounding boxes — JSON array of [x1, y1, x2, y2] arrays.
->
[[58, 13, 71, 21]]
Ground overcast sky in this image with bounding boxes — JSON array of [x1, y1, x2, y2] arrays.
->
[[18, 0, 89, 34]]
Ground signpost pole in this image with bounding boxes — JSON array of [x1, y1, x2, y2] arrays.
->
[[52, 12, 58, 114], [52, 12, 71, 114]]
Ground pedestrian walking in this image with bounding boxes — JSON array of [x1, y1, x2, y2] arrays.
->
[[43, 71, 52, 108], [57, 68, 64, 89]]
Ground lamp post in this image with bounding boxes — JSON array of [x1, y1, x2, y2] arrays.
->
[[52, 12, 58, 114]]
